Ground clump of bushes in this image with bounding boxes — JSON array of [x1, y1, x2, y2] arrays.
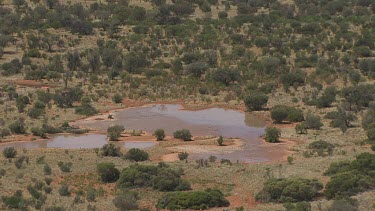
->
[[308, 140, 335, 156], [173, 129, 192, 141], [3, 147, 17, 158], [304, 113, 323, 130], [75, 97, 98, 116], [97, 163, 120, 183], [117, 164, 191, 191], [58, 185, 71, 196], [124, 148, 149, 162], [244, 92, 268, 111], [271, 105, 305, 123], [324, 153, 375, 199], [1, 190, 26, 209], [264, 127, 281, 143], [9, 119, 27, 134], [107, 125, 124, 141], [112, 93, 123, 104], [57, 161, 72, 173], [156, 189, 230, 210], [255, 178, 323, 203], [178, 152, 189, 161], [153, 129, 165, 141]]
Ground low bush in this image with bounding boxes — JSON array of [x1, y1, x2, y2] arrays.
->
[[264, 127, 281, 143], [156, 189, 230, 210], [117, 164, 191, 191], [244, 92, 268, 111], [107, 125, 124, 141], [113, 191, 139, 211], [1, 191, 26, 209], [255, 178, 323, 203], [308, 140, 335, 156], [178, 152, 189, 161], [295, 122, 308, 134], [57, 161, 72, 173], [271, 105, 305, 123], [305, 113, 323, 130], [173, 129, 192, 141], [112, 93, 123, 104], [101, 143, 122, 157], [97, 163, 120, 183], [324, 153, 375, 199], [9, 119, 26, 134], [58, 185, 71, 196], [124, 148, 149, 161], [3, 147, 17, 158], [153, 129, 165, 141]]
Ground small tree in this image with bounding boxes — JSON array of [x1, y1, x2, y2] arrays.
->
[[271, 106, 288, 123], [101, 143, 122, 157], [295, 122, 308, 134], [264, 127, 281, 143], [124, 148, 149, 161], [217, 136, 224, 146], [153, 129, 165, 141], [113, 191, 139, 211], [244, 92, 268, 111], [305, 113, 323, 130], [107, 125, 124, 141], [58, 185, 71, 196], [173, 129, 192, 141], [9, 119, 26, 134], [97, 163, 120, 183], [3, 147, 17, 158]]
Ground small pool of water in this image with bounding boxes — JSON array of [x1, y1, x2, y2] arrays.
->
[[0, 104, 287, 162], [0, 134, 156, 150]]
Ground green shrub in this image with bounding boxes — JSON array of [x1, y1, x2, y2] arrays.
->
[[112, 93, 123, 104], [255, 178, 323, 203], [217, 136, 224, 146], [101, 143, 122, 157], [117, 164, 190, 191], [305, 113, 323, 130], [57, 161, 72, 173], [173, 129, 192, 141], [271, 106, 289, 123], [113, 191, 139, 211], [153, 129, 165, 141], [156, 189, 230, 210], [44, 164, 52, 175], [308, 140, 335, 156], [295, 122, 308, 134], [107, 125, 124, 141], [1, 191, 26, 209], [0, 128, 11, 137], [324, 153, 375, 199], [58, 185, 71, 196], [328, 197, 358, 211], [283, 202, 311, 211], [97, 163, 120, 183], [31, 127, 47, 138], [244, 92, 268, 111], [9, 119, 26, 134], [178, 152, 189, 161], [264, 127, 281, 143], [124, 148, 149, 161], [3, 147, 17, 158]]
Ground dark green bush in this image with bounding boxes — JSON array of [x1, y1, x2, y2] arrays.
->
[[58, 185, 71, 196], [9, 119, 26, 134], [31, 127, 47, 138], [255, 178, 323, 203], [57, 161, 72, 173], [97, 162, 120, 183], [3, 147, 17, 158], [117, 164, 190, 191], [305, 113, 323, 130], [107, 125, 124, 141], [244, 92, 268, 111], [124, 148, 149, 162], [264, 127, 281, 143], [101, 143, 122, 157], [308, 140, 335, 156], [173, 129, 192, 141], [1, 191, 26, 209], [178, 152, 189, 161], [153, 129, 165, 141], [324, 153, 375, 199], [156, 189, 230, 210], [271, 106, 289, 123], [112, 93, 123, 104]]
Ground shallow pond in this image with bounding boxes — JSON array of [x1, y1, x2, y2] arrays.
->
[[0, 134, 156, 150], [1, 104, 287, 162]]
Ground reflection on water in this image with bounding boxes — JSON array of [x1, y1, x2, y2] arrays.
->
[[0, 104, 284, 163]]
